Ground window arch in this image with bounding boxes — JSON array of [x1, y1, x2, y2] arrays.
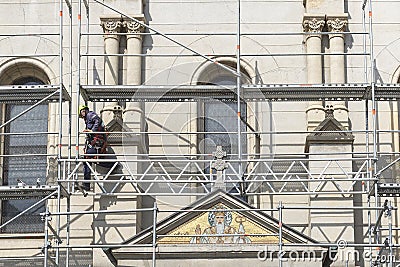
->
[[194, 59, 251, 194], [0, 59, 54, 85], [193, 58, 253, 85]]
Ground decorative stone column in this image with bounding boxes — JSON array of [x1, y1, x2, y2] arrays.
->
[[124, 16, 144, 85], [303, 14, 326, 131], [122, 16, 151, 232], [327, 14, 349, 128], [100, 16, 122, 124], [123, 15, 146, 133]]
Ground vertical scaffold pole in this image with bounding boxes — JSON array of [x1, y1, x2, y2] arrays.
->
[[362, 0, 370, 196], [278, 201, 283, 267], [76, 0, 83, 160], [84, 0, 90, 84], [236, 0, 243, 196], [362, 1, 368, 84], [368, 0, 376, 160], [388, 201, 393, 267], [367, 195, 372, 267], [67, 0, 73, 166], [58, 0, 63, 167], [58, 0, 64, 265], [43, 205, 50, 267], [152, 202, 158, 267], [66, 195, 71, 267], [367, 0, 381, 261], [55, 185, 61, 266]]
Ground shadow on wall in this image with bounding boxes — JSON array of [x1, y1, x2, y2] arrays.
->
[[0, 250, 93, 267]]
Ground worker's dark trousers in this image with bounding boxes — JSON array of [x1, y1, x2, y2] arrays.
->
[[83, 146, 97, 190]]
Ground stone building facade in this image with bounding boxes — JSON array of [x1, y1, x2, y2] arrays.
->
[[0, 0, 399, 266]]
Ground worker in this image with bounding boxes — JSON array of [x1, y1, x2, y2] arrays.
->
[[78, 105, 107, 191]]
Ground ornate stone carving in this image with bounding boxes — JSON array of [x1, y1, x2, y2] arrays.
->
[[123, 19, 145, 34], [112, 105, 123, 121], [303, 17, 325, 33], [324, 105, 335, 119], [327, 17, 348, 33], [100, 18, 122, 34], [212, 146, 228, 191], [212, 146, 227, 171]]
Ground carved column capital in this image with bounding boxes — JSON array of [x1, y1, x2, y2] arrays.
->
[[123, 19, 146, 34], [326, 15, 348, 33], [122, 15, 146, 40], [100, 16, 123, 34], [303, 14, 325, 33]]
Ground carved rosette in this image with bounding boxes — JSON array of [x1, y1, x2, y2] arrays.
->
[[303, 17, 325, 33], [100, 18, 122, 34], [327, 17, 348, 33]]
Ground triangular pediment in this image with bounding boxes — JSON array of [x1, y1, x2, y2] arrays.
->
[[305, 113, 354, 152], [106, 119, 144, 147], [158, 201, 286, 244], [105, 118, 124, 144], [104, 191, 332, 265], [311, 117, 349, 137], [110, 190, 318, 247], [106, 118, 123, 132]]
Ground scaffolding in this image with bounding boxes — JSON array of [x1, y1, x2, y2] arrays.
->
[[0, 0, 399, 266]]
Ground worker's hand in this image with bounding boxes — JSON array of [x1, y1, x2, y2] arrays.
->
[[83, 129, 92, 132]]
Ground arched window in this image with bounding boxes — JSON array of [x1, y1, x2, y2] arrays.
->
[[1, 77, 49, 233], [201, 74, 248, 160], [196, 60, 251, 194]]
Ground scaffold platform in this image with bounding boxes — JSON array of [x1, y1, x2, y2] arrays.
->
[[0, 84, 70, 103], [376, 183, 400, 196], [0, 185, 61, 200], [81, 84, 400, 102]]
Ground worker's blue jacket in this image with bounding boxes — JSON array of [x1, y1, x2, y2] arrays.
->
[[85, 111, 104, 132], [84, 111, 107, 146]]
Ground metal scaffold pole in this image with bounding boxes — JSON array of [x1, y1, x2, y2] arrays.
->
[[55, 184, 62, 266], [57, 0, 64, 265], [76, 0, 83, 160], [278, 201, 283, 267], [236, 0, 243, 197], [58, 0, 64, 164], [66, 195, 71, 267], [43, 205, 50, 267], [152, 202, 158, 267], [361, 1, 374, 265], [84, 0, 89, 84], [367, 0, 382, 260], [66, 0, 73, 164], [388, 201, 393, 267], [367, 0, 376, 162]]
